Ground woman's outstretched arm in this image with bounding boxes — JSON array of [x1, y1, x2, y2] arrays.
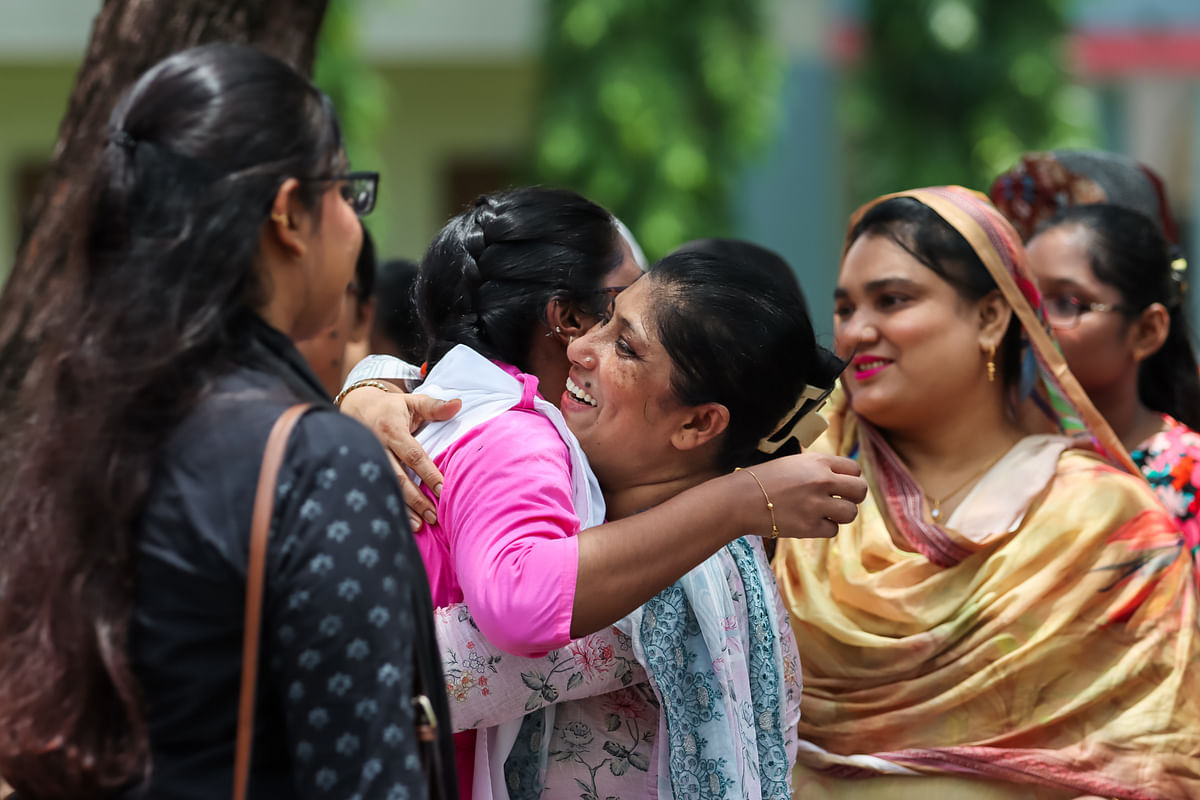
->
[[570, 454, 862, 636], [343, 384, 866, 643]]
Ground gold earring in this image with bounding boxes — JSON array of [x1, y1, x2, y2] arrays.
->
[[271, 212, 289, 226], [986, 345, 996, 383]]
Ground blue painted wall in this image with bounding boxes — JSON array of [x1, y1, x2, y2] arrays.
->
[[737, 56, 842, 347]]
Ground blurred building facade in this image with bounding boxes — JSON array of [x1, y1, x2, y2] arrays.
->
[[2, 0, 1199, 332]]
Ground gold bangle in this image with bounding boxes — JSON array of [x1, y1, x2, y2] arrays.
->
[[334, 379, 394, 408], [735, 466, 779, 539]]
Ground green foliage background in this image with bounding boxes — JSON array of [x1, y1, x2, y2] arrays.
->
[[529, 0, 782, 260], [313, 0, 389, 238], [842, 0, 1098, 205]]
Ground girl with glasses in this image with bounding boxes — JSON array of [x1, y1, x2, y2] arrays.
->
[[993, 148, 1200, 588], [1026, 203, 1200, 577]]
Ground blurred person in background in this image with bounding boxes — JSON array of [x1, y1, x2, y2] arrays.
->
[[990, 148, 1181, 247], [296, 222, 377, 394], [370, 256, 425, 364]]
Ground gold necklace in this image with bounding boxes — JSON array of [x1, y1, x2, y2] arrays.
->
[[924, 449, 1011, 521]]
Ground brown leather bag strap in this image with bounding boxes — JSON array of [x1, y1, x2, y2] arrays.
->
[[234, 403, 312, 800]]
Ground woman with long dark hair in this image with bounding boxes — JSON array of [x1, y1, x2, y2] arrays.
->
[[0, 44, 454, 799]]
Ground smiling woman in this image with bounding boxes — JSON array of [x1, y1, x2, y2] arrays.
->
[[775, 186, 1200, 800], [422, 241, 852, 800], [339, 214, 867, 798]]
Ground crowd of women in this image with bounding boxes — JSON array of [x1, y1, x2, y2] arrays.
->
[[0, 43, 1196, 800]]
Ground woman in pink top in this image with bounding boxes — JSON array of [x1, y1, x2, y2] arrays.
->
[[425, 240, 849, 799], [341, 188, 866, 796]]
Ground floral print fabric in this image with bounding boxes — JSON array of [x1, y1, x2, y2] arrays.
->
[[432, 536, 801, 800], [1132, 414, 1200, 579]]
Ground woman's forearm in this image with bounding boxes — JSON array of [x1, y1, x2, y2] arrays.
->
[[571, 476, 746, 637], [570, 453, 862, 637]]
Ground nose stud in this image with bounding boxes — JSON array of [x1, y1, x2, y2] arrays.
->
[[582, 355, 595, 366]]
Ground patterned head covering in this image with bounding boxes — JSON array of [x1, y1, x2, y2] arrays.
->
[[775, 185, 1200, 798], [989, 149, 1179, 244], [846, 186, 1139, 481]]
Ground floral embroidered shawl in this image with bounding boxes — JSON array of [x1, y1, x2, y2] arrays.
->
[[433, 537, 802, 800], [774, 186, 1200, 799], [506, 537, 799, 800]]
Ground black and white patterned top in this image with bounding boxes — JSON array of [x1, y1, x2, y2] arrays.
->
[[125, 315, 455, 800]]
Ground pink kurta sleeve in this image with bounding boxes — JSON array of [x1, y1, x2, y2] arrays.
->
[[436, 408, 581, 658]]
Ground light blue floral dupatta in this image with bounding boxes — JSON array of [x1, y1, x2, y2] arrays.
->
[[505, 536, 794, 800]]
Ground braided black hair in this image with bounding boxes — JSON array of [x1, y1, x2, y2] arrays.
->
[[416, 187, 623, 371]]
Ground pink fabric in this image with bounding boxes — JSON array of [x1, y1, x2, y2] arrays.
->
[[415, 372, 581, 655], [412, 364, 583, 800]]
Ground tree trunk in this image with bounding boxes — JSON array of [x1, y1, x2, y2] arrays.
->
[[0, 0, 330, 396]]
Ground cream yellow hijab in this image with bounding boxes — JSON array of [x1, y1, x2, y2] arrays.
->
[[776, 187, 1200, 800]]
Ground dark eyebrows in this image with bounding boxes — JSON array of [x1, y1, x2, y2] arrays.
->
[[615, 312, 644, 343], [835, 277, 923, 299], [864, 277, 922, 294]]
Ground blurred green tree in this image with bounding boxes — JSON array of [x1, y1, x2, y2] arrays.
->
[[0, 0, 330, 398], [843, 0, 1098, 205], [313, 0, 390, 240], [530, 0, 781, 259]]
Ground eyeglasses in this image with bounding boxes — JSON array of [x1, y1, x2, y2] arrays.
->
[[1042, 295, 1134, 330], [584, 285, 629, 316], [307, 171, 380, 217], [591, 285, 628, 300]]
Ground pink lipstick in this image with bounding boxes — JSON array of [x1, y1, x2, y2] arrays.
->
[[852, 354, 892, 381]]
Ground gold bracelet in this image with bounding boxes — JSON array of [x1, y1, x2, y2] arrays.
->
[[334, 379, 394, 408], [735, 466, 779, 539]]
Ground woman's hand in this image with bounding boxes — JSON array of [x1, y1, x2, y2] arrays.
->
[[740, 453, 866, 540], [339, 386, 462, 530]]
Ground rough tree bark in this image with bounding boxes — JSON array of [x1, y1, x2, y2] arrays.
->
[[0, 0, 331, 396]]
